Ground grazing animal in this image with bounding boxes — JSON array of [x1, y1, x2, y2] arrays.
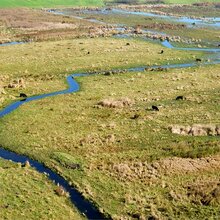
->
[[176, 95, 185, 100], [159, 50, 164, 54], [87, 51, 90, 54], [19, 93, 27, 98], [152, 105, 159, 111], [126, 42, 130, 46], [130, 114, 140, 119], [192, 22, 196, 25], [196, 58, 202, 62], [218, 44, 220, 47]]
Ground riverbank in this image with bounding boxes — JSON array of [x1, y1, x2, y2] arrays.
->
[[0, 158, 83, 219]]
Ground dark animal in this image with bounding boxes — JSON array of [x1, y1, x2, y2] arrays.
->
[[152, 105, 159, 111], [196, 58, 202, 62], [87, 51, 90, 54], [159, 50, 164, 54], [19, 93, 27, 98], [130, 114, 140, 119], [218, 44, 220, 47], [126, 42, 130, 46], [176, 95, 185, 100], [192, 22, 196, 25]]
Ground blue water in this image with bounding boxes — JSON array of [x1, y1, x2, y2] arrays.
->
[[162, 40, 220, 52], [0, 41, 26, 46]]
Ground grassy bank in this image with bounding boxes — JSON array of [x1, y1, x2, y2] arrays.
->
[[0, 158, 82, 219]]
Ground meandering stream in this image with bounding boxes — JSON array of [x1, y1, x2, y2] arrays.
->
[[1, 7, 220, 219]]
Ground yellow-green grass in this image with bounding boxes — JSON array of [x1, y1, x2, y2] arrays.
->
[[0, 56, 220, 218], [0, 158, 82, 220], [0, 0, 104, 8], [0, 37, 201, 109]]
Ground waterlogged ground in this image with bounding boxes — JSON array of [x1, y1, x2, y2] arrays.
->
[[63, 7, 220, 47], [0, 5, 220, 220]]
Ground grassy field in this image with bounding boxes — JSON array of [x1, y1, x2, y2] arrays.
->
[[0, 0, 219, 8], [0, 0, 104, 8], [0, 158, 83, 219], [0, 35, 219, 218], [0, 37, 199, 109]]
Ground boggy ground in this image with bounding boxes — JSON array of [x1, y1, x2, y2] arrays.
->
[[116, 3, 220, 17], [64, 8, 220, 47], [0, 32, 219, 218], [0, 158, 83, 220]]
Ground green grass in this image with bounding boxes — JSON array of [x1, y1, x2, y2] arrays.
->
[[0, 0, 103, 8], [0, 65, 220, 218], [0, 158, 83, 219], [0, 37, 198, 109], [0, 36, 219, 218]]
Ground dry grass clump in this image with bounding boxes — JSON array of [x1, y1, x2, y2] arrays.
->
[[79, 133, 117, 146], [103, 154, 220, 182], [55, 184, 69, 197], [105, 162, 160, 183], [169, 124, 220, 136], [98, 97, 133, 108], [158, 155, 220, 175], [186, 181, 220, 206], [6, 78, 26, 89]]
